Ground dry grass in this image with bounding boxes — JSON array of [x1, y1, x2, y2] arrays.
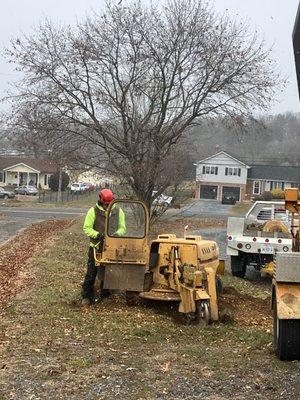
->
[[0, 219, 299, 400]]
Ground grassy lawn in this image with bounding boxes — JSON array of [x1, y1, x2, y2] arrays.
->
[[0, 219, 299, 399], [229, 202, 252, 216], [0, 191, 98, 209], [0, 188, 194, 209]]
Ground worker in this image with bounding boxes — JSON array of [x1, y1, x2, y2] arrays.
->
[[82, 188, 126, 305]]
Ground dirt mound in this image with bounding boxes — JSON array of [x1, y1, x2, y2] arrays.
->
[[219, 286, 272, 329], [0, 219, 73, 308]]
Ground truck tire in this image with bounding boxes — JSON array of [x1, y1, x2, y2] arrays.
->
[[274, 301, 300, 361], [230, 255, 246, 278]]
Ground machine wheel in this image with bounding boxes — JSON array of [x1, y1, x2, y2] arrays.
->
[[274, 301, 300, 361], [125, 291, 139, 306], [196, 301, 211, 325], [216, 276, 223, 297], [231, 255, 246, 278], [184, 302, 211, 326], [95, 281, 110, 302], [184, 312, 196, 326]]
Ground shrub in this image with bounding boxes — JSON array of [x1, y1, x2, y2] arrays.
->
[[48, 171, 70, 191], [253, 194, 264, 201], [261, 191, 273, 201], [271, 188, 285, 199]]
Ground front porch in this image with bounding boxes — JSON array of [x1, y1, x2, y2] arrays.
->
[[3, 164, 40, 187]]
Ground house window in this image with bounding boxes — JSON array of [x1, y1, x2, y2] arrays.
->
[[0, 172, 3, 183], [44, 174, 48, 186], [202, 165, 219, 175], [253, 181, 261, 195], [225, 167, 241, 176], [270, 181, 284, 190], [233, 168, 241, 176]]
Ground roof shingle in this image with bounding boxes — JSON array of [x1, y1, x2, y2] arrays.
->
[[0, 156, 58, 173], [248, 165, 300, 182]]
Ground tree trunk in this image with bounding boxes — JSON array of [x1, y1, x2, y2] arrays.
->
[[57, 167, 62, 202]]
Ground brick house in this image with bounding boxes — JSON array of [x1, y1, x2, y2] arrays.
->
[[195, 151, 300, 201], [0, 156, 58, 189], [247, 165, 300, 196]]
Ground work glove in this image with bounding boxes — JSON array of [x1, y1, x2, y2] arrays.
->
[[96, 233, 104, 241]]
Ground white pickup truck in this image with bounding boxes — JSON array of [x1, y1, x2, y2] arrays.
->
[[227, 201, 293, 278]]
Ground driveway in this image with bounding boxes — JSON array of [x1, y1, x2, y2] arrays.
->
[[190, 226, 227, 259], [168, 199, 237, 219]]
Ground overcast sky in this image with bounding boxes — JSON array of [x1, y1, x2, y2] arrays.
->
[[0, 0, 299, 115]]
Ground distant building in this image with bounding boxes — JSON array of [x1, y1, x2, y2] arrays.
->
[[0, 156, 58, 189], [247, 165, 300, 196], [195, 151, 300, 201]]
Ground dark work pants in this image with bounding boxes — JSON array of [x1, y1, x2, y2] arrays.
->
[[82, 247, 97, 299]]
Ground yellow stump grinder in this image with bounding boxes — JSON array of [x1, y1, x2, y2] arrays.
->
[[93, 199, 223, 324]]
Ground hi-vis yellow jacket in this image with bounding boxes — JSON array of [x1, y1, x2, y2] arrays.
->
[[83, 203, 126, 247]]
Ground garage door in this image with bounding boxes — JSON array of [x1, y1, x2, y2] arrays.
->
[[200, 185, 218, 200], [222, 186, 240, 201]]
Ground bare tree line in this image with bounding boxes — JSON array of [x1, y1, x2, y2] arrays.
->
[[4, 0, 282, 206], [187, 112, 300, 166]]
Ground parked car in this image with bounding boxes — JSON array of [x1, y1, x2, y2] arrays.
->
[[70, 182, 87, 193], [83, 183, 95, 191], [15, 185, 38, 196], [152, 191, 173, 207], [0, 187, 15, 199], [222, 193, 237, 205]]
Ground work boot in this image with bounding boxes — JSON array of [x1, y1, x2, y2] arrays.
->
[[81, 298, 91, 307]]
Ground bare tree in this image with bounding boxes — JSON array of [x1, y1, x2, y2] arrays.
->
[[6, 0, 282, 208], [7, 103, 96, 200]]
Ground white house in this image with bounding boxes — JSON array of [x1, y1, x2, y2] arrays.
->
[[0, 156, 58, 189], [195, 151, 300, 201], [195, 151, 250, 201]]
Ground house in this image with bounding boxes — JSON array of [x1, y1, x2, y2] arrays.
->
[[195, 151, 250, 201], [247, 165, 300, 196], [195, 151, 300, 201], [0, 156, 58, 189]]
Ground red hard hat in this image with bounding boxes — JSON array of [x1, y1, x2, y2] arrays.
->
[[99, 188, 114, 205]]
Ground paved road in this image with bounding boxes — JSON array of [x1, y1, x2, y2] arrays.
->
[[0, 206, 86, 219], [0, 207, 86, 245], [0, 200, 241, 247]]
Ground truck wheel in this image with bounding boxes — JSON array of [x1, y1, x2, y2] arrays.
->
[[274, 301, 300, 361], [230, 256, 246, 278]]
